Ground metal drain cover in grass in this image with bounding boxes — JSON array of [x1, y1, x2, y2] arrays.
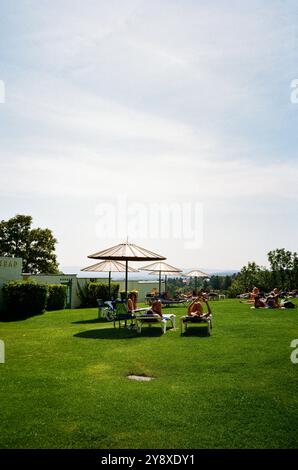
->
[[127, 375, 154, 382]]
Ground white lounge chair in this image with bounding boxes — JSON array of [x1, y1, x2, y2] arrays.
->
[[180, 314, 212, 336], [134, 313, 176, 334]]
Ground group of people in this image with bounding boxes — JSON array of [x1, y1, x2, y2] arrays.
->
[[240, 286, 296, 309], [127, 290, 212, 319]]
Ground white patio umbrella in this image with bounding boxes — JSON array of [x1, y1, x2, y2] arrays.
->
[[149, 270, 182, 293], [81, 260, 138, 298], [185, 269, 210, 293], [88, 242, 166, 298], [140, 261, 182, 295]]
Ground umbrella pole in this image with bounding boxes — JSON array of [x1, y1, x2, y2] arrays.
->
[[195, 276, 198, 295], [159, 270, 161, 296], [165, 275, 167, 293], [108, 271, 111, 299], [125, 260, 128, 300]]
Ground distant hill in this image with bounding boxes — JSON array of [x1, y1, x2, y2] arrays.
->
[[61, 266, 239, 279]]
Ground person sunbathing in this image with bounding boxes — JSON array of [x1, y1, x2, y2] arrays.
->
[[147, 299, 163, 317], [254, 295, 267, 308], [187, 293, 212, 319], [127, 293, 135, 313], [127, 291, 139, 312], [266, 289, 281, 308], [240, 286, 260, 304], [254, 292, 280, 309]]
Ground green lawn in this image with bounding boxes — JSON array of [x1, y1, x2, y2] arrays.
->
[[0, 299, 298, 449]]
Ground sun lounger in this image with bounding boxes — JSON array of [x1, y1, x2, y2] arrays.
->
[[159, 299, 186, 307], [134, 313, 176, 334], [180, 314, 212, 336]]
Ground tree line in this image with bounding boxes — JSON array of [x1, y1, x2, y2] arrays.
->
[[167, 249, 298, 298], [0, 216, 297, 297], [228, 249, 298, 296]]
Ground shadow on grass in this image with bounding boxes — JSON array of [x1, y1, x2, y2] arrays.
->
[[72, 318, 107, 325], [182, 327, 211, 337], [74, 327, 164, 340], [0, 311, 44, 322]]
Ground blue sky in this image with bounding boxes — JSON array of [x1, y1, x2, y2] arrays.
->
[[0, 0, 297, 270]]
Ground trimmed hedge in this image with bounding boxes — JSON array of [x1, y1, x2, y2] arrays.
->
[[46, 284, 67, 311], [77, 282, 119, 307], [2, 281, 48, 320]]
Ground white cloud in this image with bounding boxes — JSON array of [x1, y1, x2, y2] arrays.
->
[[1, 0, 297, 269]]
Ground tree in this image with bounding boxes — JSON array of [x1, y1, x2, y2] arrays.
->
[[267, 248, 298, 290], [236, 261, 262, 292], [0, 214, 59, 274], [209, 275, 221, 290]]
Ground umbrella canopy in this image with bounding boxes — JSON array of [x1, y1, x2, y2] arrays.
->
[[88, 243, 166, 262], [148, 269, 182, 294], [185, 269, 209, 294], [88, 242, 166, 298], [140, 261, 182, 294], [185, 269, 209, 278], [81, 260, 138, 298], [81, 260, 138, 273]]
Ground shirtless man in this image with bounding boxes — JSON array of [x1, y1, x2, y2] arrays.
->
[[188, 293, 212, 319], [147, 299, 163, 317]]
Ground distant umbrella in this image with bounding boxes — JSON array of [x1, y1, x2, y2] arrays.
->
[[185, 269, 209, 293], [185, 269, 209, 278], [81, 260, 138, 298], [88, 242, 166, 299], [148, 270, 182, 294], [140, 261, 182, 295]]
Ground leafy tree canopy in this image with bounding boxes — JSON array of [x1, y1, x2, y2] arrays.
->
[[0, 214, 59, 274]]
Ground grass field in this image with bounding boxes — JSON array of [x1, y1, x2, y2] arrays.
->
[[0, 299, 298, 449]]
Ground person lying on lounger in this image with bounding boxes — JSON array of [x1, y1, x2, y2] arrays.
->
[[147, 299, 163, 317], [187, 292, 212, 319]]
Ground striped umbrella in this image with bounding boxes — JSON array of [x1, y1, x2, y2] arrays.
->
[[81, 260, 138, 298], [140, 261, 182, 295], [185, 269, 209, 293], [88, 242, 166, 299]]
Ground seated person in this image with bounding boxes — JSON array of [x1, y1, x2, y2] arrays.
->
[[147, 299, 163, 317], [254, 295, 267, 308], [127, 291, 139, 312], [241, 286, 260, 304], [252, 286, 260, 297], [266, 289, 280, 308], [254, 292, 280, 309], [187, 292, 212, 319], [127, 293, 136, 313], [288, 289, 298, 298], [131, 291, 138, 310], [160, 291, 172, 300]]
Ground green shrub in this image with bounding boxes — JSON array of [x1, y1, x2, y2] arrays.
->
[[46, 284, 67, 311], [228, 279, 244, 298], [2, 281, 48, 319], [77, 282, 119, 307]]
